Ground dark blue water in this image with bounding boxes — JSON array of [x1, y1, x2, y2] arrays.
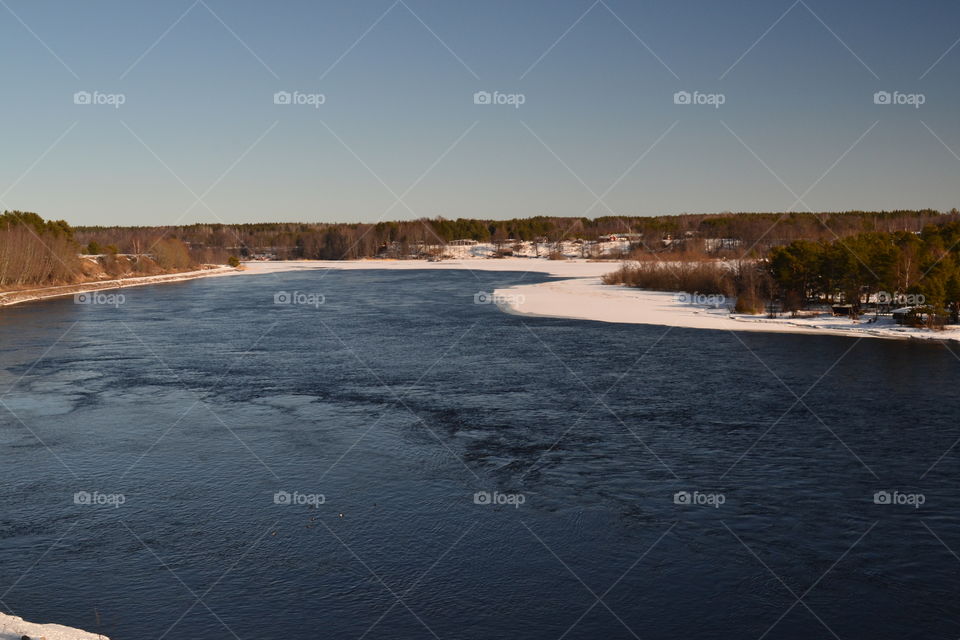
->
[[1, 269, 959, 639]]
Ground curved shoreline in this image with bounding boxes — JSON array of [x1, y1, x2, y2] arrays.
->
[[492, 276, 919, 340], [240, 260, 960, 342], [6, 259, 956, 341], [0, 265, 238, 308]]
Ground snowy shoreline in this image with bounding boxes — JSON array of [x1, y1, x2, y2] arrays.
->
[[0, 612, 108, 640], [493, 276, 929, 340], [5, 258, 957, 342], [0, 265, 238, 308], [240, 259, 960, 342]]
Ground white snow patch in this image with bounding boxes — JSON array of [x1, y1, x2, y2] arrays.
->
[[0, 612, 108, 640]]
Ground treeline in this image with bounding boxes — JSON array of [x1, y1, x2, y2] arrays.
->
[[9, 208, 960, 302], [0, 211, 80, 288], [769, 223, 960, 318], [73, 209, 958, 260], [0, 211, 210, 289]]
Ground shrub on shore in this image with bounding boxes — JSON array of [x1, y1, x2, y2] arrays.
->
[[602, 261, 733, 296], [603, 260, 774, 314], [152, 238, 194, 271], [734, 290, 765, 314]]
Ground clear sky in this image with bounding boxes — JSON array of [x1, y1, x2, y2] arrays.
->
[[1, 0, 958, 226]]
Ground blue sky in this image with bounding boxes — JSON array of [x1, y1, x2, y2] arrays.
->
[[1, 0, 958, 226]]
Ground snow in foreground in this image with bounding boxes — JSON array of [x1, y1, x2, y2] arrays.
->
[[0, 613, 107, 640], [242, 259, 960, 341]]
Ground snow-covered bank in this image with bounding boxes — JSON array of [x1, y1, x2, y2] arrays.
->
[[7, 258, 952, 341], [241, 259, 960, 341], [0, 265, 238, 308], [0, 612, 107, 640], [493, 275, 960, 340]]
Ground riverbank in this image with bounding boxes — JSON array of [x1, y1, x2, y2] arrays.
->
[[240, 259, 960, 341], [492, 274, 960, 341], [0, 265, 238, 307], [6, 258, 957, 341], [0, 612, 108, 639]]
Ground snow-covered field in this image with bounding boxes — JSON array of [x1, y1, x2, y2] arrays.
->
[[241, 259, 960, 341], [0, 612, 107, 640]]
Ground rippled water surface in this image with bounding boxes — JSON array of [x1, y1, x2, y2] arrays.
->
[[1, 269, 959, 639]]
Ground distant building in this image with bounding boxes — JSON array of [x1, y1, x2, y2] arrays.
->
[[598, 233, 642, 242], [892, 307, 912, 324]]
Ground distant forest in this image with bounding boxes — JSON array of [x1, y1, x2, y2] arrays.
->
[[74, 209, 957, 260], [4, 208, 960, 292]]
